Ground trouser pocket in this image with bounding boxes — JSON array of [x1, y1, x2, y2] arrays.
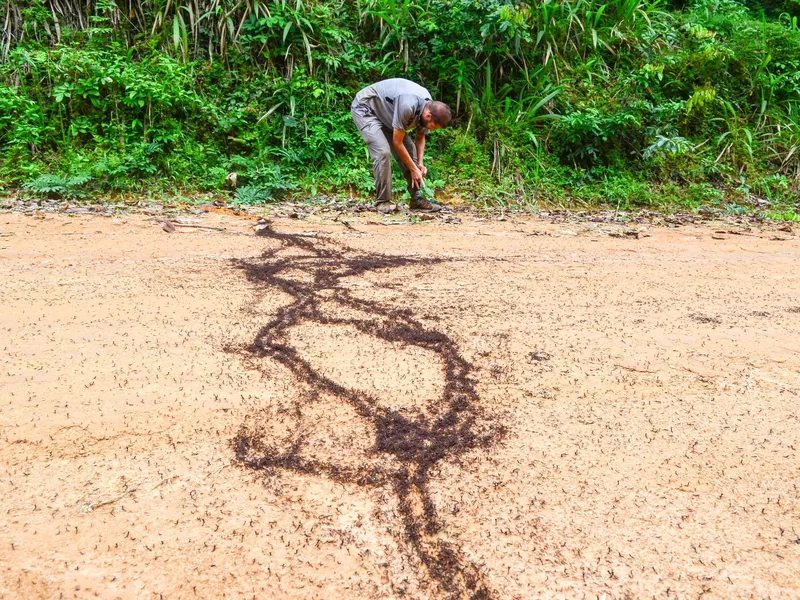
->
[[351, 102, 376, 131]]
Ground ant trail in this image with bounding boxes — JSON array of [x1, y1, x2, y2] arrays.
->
[[230, 227, 504, 600]]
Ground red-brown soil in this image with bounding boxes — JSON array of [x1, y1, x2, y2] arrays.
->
[[1, 210, 798, 599]]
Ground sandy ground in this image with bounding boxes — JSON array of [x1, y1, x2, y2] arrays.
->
[[1, 209, 799, 600]]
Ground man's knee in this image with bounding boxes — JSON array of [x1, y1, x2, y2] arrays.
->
[[373, 149, 392, 166]]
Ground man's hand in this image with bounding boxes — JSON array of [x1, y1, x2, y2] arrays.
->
[[410, 166, 424, 189], [418, 163, 428, 178], [393, 128, 424, 189]]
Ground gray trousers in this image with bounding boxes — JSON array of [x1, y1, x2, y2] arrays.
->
[[351, 100, 419, 204]]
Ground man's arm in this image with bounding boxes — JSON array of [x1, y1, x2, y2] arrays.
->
[[415, 132, 427, 178], [392, 128, 423, 188]]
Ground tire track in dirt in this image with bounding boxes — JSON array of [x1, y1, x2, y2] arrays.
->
[[230, 227, 505, 599]]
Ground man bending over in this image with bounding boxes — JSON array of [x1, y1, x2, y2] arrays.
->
[[351, 78, 452, 213]]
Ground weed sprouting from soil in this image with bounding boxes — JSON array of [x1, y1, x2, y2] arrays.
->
[[230, 227, 504, 599]]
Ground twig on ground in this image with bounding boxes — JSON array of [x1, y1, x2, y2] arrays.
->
[[339, 219, 361, 232], [159, 219, 226, 232], [614, 363, 658, 373]]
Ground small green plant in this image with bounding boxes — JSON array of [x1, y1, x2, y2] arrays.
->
[[233, 184, 273, 205], [765, 209, 800, 221], [723, 202, 752, 215], [22, 173, 92, 200], [643, 136, 693, 161], [753, 174, 793, 204], [419, 178, 445, 202], [685, 182, 723, 208]]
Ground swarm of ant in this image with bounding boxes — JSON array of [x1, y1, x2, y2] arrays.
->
[[231, 227, 505, 599]]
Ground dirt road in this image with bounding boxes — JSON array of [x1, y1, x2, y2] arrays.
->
[[1, 210, 798, 599]]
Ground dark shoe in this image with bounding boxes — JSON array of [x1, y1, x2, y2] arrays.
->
[[375, 202, 396, 214], [409, 197, 442, 212]]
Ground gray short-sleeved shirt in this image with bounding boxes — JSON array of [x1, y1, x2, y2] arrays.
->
[[354, 78, 431, 135]]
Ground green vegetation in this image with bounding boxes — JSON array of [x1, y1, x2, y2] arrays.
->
[[2, 0, 800, 212]]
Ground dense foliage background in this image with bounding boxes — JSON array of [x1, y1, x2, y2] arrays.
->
[[2, 0, 800, 213]]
